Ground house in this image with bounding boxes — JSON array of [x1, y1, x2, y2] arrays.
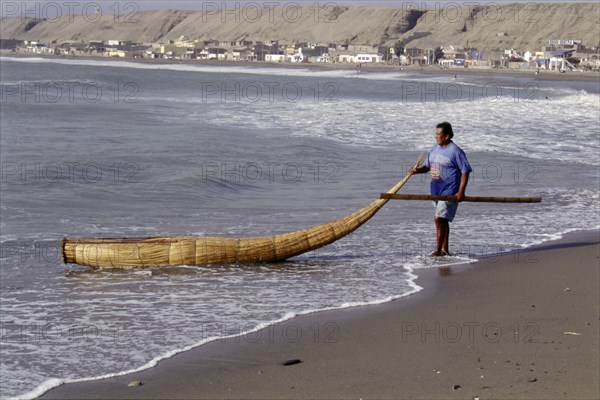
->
[[405, 48, 429, 65], [225, 48, 253, 61], [57, 41, 88, 56], [441, 45, 467, 60], [546, 49, 579, 71], [20, 41, 54, 54], [195, 49, 210, 60], [438, 59, 455, 67], [253, 43, 278, 61], [104, 47, 127, 57], [144, 50, 162, 59], [207, 47, 227, 60], [467, 49, 484, 60], [265, 54, 285, 62], [299, 47, 326, 63], [348, 44, 379, 53], [337, 53, 356, 63], [355, 53, 382, 63], [175, 36, 200, 48], [523, 50, 546, 62], [285, 45, 295, 55], [218, 40, 235, 48], [288, 50, 304, 63], [504, 48, 522, 58], [315, 53, 331, 63], [573, 49, 600, 69]]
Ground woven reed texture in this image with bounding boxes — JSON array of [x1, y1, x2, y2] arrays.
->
[[62, 155, 424, 268]]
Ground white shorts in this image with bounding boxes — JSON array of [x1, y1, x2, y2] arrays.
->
[[433, 200, 458, 222]]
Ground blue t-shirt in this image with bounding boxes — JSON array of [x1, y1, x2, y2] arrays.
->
[[424, 142, 472, 196]]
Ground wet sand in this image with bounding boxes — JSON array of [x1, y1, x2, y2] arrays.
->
[[41, 230, 599, 399]]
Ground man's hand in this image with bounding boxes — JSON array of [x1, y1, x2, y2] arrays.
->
[[410, 166, 429, 175], [455, 172, 469, 202]]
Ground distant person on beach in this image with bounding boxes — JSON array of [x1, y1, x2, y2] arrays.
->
[[410, 122, 472, 256]]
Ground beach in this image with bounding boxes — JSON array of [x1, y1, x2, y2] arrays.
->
[[41, 230, 599, 399], [2, 56, 598, 399], [3, 52, 600, 83]]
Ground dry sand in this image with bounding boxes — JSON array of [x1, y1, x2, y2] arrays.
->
[[41, 230, 600, 399]]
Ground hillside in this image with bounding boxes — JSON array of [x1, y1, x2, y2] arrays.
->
[[0, 3, 598, 51]]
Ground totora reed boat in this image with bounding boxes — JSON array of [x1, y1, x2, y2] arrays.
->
[[61, 155, 425, 268]]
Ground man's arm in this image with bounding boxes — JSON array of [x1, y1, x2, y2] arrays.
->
[[455, 172, 469, 202], [409, 166, 430, 175]]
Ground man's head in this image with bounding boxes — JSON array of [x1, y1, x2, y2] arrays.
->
[[435, 122, 454, 146]]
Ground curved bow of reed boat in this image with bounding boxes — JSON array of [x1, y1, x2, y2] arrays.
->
[[62, 155, 424, 268]]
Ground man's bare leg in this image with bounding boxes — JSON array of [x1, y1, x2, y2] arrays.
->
[[430, 217, 449, 256], [442, 221, 452, 256]]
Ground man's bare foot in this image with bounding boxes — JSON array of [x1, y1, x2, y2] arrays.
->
[[442, 250, 454, 256], [429, 250, 442, 257]]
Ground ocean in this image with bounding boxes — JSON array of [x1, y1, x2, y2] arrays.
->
[[1, 57, 598, 399]]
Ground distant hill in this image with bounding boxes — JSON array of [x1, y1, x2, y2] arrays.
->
[[1, 3, 598, 51]]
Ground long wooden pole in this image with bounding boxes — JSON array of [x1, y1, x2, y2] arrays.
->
[[380, 193, 542, 203]]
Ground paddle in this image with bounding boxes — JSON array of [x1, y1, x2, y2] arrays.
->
[[380, 193, 542, 203]]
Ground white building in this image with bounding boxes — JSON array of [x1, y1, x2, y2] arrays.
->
[[316, 53, 331, 63], [337, 54, 356, 63], [355, 53, 381, 63], [265, 54, 285, 62]]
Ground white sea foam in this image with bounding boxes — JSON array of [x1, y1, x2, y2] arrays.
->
[[198, 91, 600, 165], [1, 56, 358, 79], [17, 276, 424, 400]]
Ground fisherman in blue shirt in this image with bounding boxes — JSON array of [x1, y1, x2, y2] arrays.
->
[[410, 122, 472, 256]]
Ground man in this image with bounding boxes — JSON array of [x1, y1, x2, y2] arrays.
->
[[410, 122, 472, 256]]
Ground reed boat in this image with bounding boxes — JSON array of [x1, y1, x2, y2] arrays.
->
[[61, 155, 424, 268]]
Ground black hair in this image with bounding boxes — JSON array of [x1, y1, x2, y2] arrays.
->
[[436, 122, 454, 139]]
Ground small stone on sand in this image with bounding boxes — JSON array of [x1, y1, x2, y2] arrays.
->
[[281, 359, 302, 366]]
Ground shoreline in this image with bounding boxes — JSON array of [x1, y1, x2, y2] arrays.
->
[[39, 228, 600, 399], [2, 52, 600, 83]]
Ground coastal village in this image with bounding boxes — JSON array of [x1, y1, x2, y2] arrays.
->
[[3, 36, 599, 72]]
